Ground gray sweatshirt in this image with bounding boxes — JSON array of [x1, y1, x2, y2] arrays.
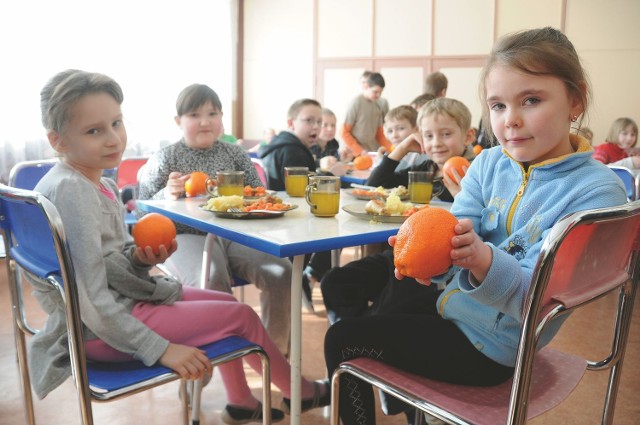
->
[[29, 162, 182, 399]]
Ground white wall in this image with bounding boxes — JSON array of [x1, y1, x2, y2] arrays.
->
[[243, 0, 640, 145]]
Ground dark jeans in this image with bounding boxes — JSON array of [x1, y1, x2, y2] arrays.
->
[[324, 290, 514, 425]]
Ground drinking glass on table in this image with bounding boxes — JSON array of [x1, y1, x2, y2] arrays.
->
[[285, 167, 309, 197], [305, 175, 341, 217], [408, 171, 443, 204], [206, 170, 245, 197]]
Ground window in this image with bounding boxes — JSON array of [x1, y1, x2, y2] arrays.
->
[[0, 0, 233, 180]]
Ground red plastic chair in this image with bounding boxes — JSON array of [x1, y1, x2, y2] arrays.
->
[[115, 157, 148, 228], [331, 201, 640, 425], [251, 158, 268, 188]]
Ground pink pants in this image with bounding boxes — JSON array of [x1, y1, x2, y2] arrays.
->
[[85, 286, 314, 405]]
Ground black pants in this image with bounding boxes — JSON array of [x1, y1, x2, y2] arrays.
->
[[320, 250, 433, 324], [324, 290, 514, 425]]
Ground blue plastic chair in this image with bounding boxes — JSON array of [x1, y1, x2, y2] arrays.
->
[[608, 165, 638, 201], [0, 184, 273, 425], [7, 158, 57, 190]]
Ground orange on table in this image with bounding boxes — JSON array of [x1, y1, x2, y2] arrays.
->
[[353, 155, 373, 170], [132, 213, 177, 255], [394, 207, 458, 281], [473, 144, 483, 155], [185, 171, 209, 197], [442, 156, 471, 181]]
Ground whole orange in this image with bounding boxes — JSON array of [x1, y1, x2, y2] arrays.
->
[[394, 207, 458, 280], [184, 171, 209, 197], [353, 155, 373, 170], [132, 213, 177, 255], [442, 156, 471, 181], [473, 144, 483, 155]]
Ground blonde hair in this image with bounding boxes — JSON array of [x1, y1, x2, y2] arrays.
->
[[287, 98, 321, 120], [417, 98, 471, 132], [606, 117, 638, 147], [385, 105, 418, 127]]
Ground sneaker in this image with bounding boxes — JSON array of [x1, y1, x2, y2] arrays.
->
[[221, 403, 284, 424], [281, 379, 330, 414]]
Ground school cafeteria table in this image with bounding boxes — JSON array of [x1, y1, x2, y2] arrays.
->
[[137, 192, 451, 424]]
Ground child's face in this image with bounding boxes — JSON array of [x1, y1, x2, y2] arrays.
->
[[485, 64, 583, 165], [50, 92, 127, 174], [289, 104, 323, 147], [319, 114, 337, 142], [175, 101, 223, 149], [385, 118, 416, 145], [420, 113, 472, 168], [617, 125, 637, 149], [363, 85, 383, 102]]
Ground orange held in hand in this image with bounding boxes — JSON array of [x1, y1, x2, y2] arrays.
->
[[442, 156, 471, 181], [132, 213, 177, 255], [394, 207, 458, 281], [353, 155, 373, 170], [185, 171, 209, 197]]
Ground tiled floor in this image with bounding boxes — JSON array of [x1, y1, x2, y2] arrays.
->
[[1, 250, 639, 424]]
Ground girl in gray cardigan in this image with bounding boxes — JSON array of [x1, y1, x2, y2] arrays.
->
[[31, 70, 328, 424]]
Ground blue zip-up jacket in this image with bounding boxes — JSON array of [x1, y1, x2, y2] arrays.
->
[[434, 135, 627, 367]]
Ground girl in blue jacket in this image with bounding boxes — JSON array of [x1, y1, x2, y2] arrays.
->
[[324, 26, 628, 425]]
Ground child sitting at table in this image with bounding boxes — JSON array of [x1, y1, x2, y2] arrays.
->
[[33, 70, 329, 424], [137, 83, 293, 356], [258, 98, 321, 190], [367, 97, 476, 200], [325, 26, 628, 425], [377, 104, 429, 172], [592, 117, 639, 168]]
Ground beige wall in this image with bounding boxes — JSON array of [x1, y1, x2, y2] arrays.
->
[[243, 0, 640, 145]]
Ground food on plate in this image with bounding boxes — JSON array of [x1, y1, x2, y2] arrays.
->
[[394, 207, 458, 281], [204, 195, 244, 212], [204, 194, 292, 212], [132, 213, 177, 255], [185, 171, 209, 197], [364, 194, 415, 216], [442, 156, 471, 181], [243, 185, 267, 197], [353, 155, 373, 170], [352, 185, 408, 199]]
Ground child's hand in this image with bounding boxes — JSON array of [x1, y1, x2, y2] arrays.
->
[[159, 343, 213, 381], [341, 147, 355, 163], [133, 238, 178, 266], [319, 156, 338, 170], [632, 156, 640, 168], [165, 172, 190, 200], [388, 133, 422, 161], [441, 167, 465, 197], [450, 219, 492, 283]]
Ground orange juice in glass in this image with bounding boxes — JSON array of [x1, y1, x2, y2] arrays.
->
[[285, 167, 309, 197], [305, 176, 341, 217], [206, 170, 244, 197], [408, 171, 437, 204]]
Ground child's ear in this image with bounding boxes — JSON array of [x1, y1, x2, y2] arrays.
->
[[47, 130, 68, 153], [464, 128, 475, 146], [287, 118, 295, 131], [174, 115, 181, 126]]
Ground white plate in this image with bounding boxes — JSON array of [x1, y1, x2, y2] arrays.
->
[[342, 204, 409, 223], [199, 203, 297, 219], [345, 188, 409, 201]]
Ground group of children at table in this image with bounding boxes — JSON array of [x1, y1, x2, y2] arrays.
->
[[28, 27, 629, 425]]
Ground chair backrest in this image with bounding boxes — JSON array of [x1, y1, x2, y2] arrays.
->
[[509, 200, 640, 423], [0, 184, 89, 399], [608, 165, 637, 201], [251, 157, 268, 188], [115, 157, 148, 189], [8, 159, 58, 190]]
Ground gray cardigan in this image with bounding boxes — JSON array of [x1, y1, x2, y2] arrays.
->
[[29, 162, 182, 399]]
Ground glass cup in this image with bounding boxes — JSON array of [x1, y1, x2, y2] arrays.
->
[[206, 170, 245, 197], [305, 175, 341, 217], [408, 171, 443, 204], [284, 166, 309, 197]]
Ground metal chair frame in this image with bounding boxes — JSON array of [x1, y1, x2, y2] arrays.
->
[[331, 201, 640, 425], [0, 184, 272, 425]]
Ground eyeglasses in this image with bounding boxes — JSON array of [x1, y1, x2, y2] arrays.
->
[[298, 117, 322, 127]]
